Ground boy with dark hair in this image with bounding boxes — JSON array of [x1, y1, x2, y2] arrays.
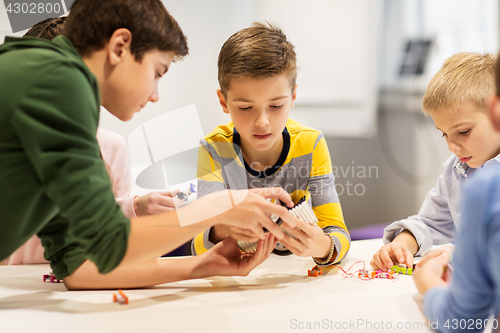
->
[[192, 23, 350, 266], [0, 0, 296, 289]]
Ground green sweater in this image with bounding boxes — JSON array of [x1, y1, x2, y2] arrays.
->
[[0, 35, 130, 279]]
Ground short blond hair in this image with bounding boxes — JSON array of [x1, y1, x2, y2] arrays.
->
[[422, 52, 495, 114], [217, 22, 297, 96]]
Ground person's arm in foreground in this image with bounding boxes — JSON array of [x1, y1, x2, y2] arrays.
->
[[413, 171, 499, 333], [63, 187, 296, 289], [65, 235, 277, 290]]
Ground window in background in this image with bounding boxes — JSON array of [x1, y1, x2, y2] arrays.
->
[[381, 0, 499, 90]]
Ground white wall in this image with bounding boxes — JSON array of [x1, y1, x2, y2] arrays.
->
[[99, 0, 380, 140]]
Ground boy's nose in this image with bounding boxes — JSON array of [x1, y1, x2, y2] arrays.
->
[[255, 112, 269, 127], [150, 87, 159, 103], [448, 141, 461, 153]]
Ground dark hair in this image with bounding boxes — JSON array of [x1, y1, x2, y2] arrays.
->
[[24, 17, 54, 37], [218, 22, 297, 96], [63, 0, 188, 62], [24, 17, 66, 41]]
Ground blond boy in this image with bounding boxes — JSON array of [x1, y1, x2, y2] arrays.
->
[[192, 23, 350, 266], [372, 52, 500, 271]]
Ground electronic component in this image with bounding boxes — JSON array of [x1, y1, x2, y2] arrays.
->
[[175, 183, 196, 202], [113, 289, 129, 305], [390, 264, 413, 275], [43, 272, 62, 283], [308, 265, 323, 277]]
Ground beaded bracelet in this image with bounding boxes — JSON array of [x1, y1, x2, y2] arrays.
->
[[313, 234, 336, 265]]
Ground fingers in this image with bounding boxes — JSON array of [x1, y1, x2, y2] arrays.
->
[[244, 235, 277, 273], [391, 246, 407, 267], [370, 258, 381, 270], [214, 223, 262, 244], [371, 245, 395, 271], [250, 187, 294, 208], [229, 230, 261, 243], [257, 235, 277, 257], [435, 251, 450, 266], [155, 195, 176, 208], [135, 191, 182, 216], [257, 213, 283, 240], [157, 189, 181, 197], [372, 242, 415, 271], [264, 204, 296, 230], [378, 247, 395, 271], [280, 218, 310, 235], [253, 204, 288, 240], [279, 234, 304, 256], [218, 188, 299, 242], [403, 249, 414, 268], [417, 249, 444, 268]]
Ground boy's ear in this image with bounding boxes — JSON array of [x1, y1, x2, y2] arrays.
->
[[107, 28, 133, 66], [217, 89, 230, 114], [291, 84, 298, 108], [487, 94, 500, 131]]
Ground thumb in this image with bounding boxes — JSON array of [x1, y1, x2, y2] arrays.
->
[[158, 189, 181, 197], [436, 251, 450, 267]]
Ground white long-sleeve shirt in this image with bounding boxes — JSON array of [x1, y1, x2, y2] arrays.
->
[[383, 153, 500, 256]]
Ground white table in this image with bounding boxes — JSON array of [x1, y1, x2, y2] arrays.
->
[[0, 239, 433, 333]]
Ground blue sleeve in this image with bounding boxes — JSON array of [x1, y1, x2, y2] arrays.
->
[[423, 167, 499, 332]]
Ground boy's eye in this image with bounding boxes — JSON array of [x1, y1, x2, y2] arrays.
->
[[156, 72, 163, 79], [441, 133, 447, 138], [459, 129, 470, 135], [270, 104, 283, 109], [238, 106, 252, 111]]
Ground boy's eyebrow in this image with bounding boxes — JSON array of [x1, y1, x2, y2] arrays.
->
[[270, 95, 290, 101], [436, 121, 471, 131], [232, 95, 290, 102], [232, 98, 252, 102]]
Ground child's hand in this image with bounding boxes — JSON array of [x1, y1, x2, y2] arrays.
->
[[413, 252, 450, 295], [194, 234, 278, 278], [371, 230, 418, 271], [134, 189, 181, 216], [371, 241, 414, 271], [279, 219, 333, 258], [416, 245, 455, 269], [209, 223, 261, 244], [211, 188, 296, 242]]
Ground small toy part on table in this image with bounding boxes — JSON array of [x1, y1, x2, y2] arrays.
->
[[113, 289, 129, 305], [43, 272, 62, 283]]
